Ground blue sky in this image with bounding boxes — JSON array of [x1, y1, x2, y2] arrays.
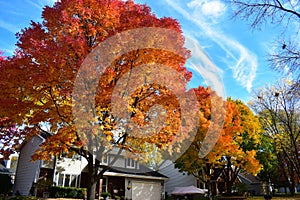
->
[[0, 0, 286, 102]]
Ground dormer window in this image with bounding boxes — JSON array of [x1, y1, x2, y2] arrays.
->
[[126, 158, 135, 168]]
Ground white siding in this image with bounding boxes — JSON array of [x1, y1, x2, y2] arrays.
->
[[159, 160, 197, 196], [13, 136, 44, 196], [55, 157, 88, 175]]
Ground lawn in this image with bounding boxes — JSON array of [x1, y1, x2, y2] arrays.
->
[[249, 194, 300, 200]]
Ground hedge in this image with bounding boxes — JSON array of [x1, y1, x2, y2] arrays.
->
[[49, 186, 86, 199]]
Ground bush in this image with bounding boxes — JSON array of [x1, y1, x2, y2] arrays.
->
[[49, 186, 85, 199], [9, 196, 37, 200], [0, 174, 12, 195], [101, 192, 111, 198]]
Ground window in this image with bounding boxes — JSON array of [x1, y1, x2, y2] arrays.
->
[[101, 154, 108, 165], [70, 175, 77, 187], [57, 173, 79, 187], [58, 174, 64, 186], [126, 158, 135, 168], [64, 174, 70, 187]]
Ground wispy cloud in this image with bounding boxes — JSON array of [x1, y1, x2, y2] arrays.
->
[[25, 0, 58, 11], [185, 36, 226, 98], [0, 19, 20, 34], [166, 0, 258, 92]]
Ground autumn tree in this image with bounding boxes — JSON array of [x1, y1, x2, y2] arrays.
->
[[230, 0, 300, 88], [219, 98, 262, 194], [0, 54, 25, 160], [0, 0, 196, 199], [175, 88, 262, 196], [249, 80, 300, 195]]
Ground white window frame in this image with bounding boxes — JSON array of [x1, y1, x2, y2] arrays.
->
[[126, 158, 136, 168], [101, 154, 108, 165], [57, 173, 79, 187]]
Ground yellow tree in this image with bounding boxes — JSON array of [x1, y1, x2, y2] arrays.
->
[[219, 98, 262, 194], [175, 91, 262, 195]]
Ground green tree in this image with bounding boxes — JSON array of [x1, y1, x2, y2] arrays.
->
[[249, 80, 300, 195]]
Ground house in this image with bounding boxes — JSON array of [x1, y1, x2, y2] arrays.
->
[[0, 162, 14, 195], [158, 160, 198, 197], [13, 134, 168, 200], [237, 172, 262, 195], [159, 160, 264, 197]]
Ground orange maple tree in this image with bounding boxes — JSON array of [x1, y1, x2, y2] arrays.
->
[[0, 0, 195, 199], [175, 88, 262, 195]]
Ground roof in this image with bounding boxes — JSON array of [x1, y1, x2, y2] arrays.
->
[[0, 163, 13, 175], [171, 186, 208, 195], [238, 172, 261, 184], [105, 164, 168, 180], [17, 130, 52, 152]]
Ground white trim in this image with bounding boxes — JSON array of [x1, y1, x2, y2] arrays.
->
[[126, 158, 136, 169], [104, 171, 168, 181]]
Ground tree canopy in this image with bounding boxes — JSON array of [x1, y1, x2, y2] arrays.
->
[[249, 80, 300, 195], [0, 0, 197, 199], [175, 87, 262, 195]]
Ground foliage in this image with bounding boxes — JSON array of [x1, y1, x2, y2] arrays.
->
[[256, 131, 279, 182], [8, 197, 37, 200], [249, 80, 300, 195], [36, 178, 53, 194], [0, 0, 192, 199], [49, 186, 85, 199], [175, 89, 262, 195], [101, 192, 111, 197], [0, 117, 24, 160]]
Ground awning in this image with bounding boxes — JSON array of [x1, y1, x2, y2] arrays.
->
[[171, 185, 208, 195]]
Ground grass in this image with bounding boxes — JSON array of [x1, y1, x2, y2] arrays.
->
[[249, 194, 300, 200]]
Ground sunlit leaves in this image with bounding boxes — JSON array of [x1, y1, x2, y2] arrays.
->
[[175, 90, 262, 193]]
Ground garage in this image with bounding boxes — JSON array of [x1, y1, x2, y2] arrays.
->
[[132, 181, 162, 200]]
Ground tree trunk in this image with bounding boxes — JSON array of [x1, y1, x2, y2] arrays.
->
[[288, 162, 296, 196], [87, 175, 97, 200], [226, 181, 233, 195], [206, 181, 212, 200], [289, 167, 295, 196], [86, 153, 97, 200]]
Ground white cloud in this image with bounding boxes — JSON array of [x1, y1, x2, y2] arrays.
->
[[284, 0, 300, 11], [165, 0, 258, 92], [188, 0, 227, 18], [185, 36, 225, 98]]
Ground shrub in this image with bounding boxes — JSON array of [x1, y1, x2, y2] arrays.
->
[[101, 192, 111, 198], [9, 196, 37, 200], [68, 189, 78, 198], [49, 186, 85, 199], [0, 174, 12, 195]]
